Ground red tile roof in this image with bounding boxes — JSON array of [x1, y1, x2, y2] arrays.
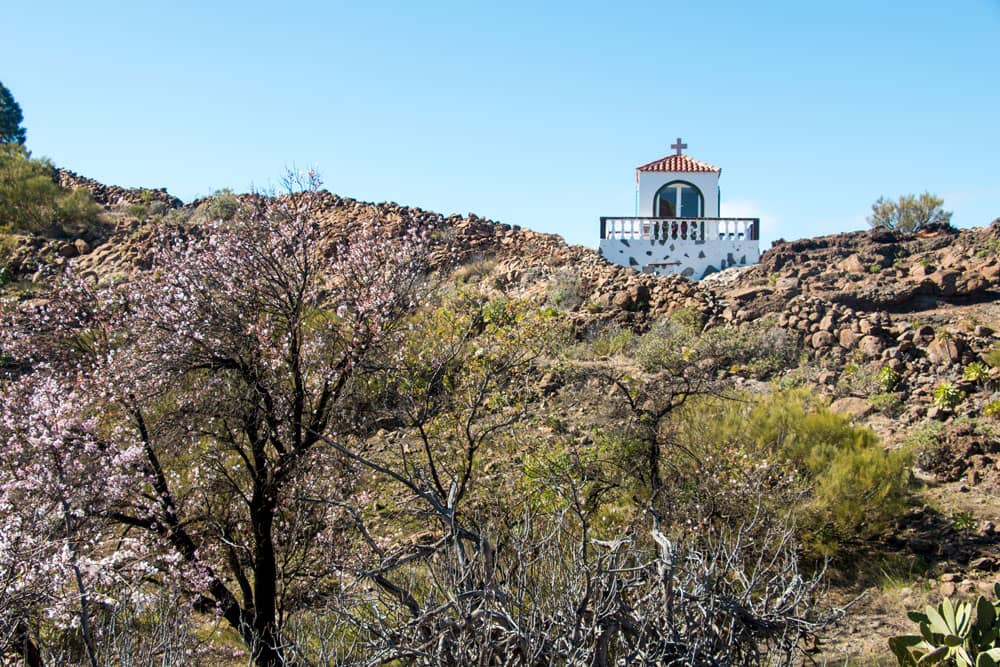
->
[[636, 153, 721, 173]]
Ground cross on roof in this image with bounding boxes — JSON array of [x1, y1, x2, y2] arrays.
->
[[671, 137, 687, 155]]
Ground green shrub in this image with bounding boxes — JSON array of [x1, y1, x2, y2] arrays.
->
[[687, 390, 912, 558], [453, 257, 495, 285], [591, 326, 633, 357], [953, 510, 978, 534], [636, 316, 796, 379], [933, 382, 964, 410], [0, 144, 104, 238], [878, 365, 903, 392], [868, 192, 951, 233], [984, 344, 1000, 369], [203, 188, 240, 221], [976, 239, 1000, 259], [965, 361, 991, 385], [984, 400, 1000, 418], [545, 268, 585, 310]]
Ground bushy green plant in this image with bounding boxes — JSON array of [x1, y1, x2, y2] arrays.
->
[[869, 192, 952, 233], [984, 344, 1000, 369], [953, 510, 978, 534], [687, 390, 912, 558], [545, 268, 585, 310], [878, 365, 903, 392], [889, 588, 1000, 666], [984, 400, 1000, 419], [591, 326, 633, 357], [453, 256, 496, 285], [203, 188, 240, 221], [0, 144, 104, 238], [976, 239, 1000, 259], [934, 382, 964, 410], [965, 362, 991, 385]]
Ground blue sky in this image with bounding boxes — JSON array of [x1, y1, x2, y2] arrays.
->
[[3, 1, 998, 248]]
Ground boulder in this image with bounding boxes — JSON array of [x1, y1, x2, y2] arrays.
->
[[926, 337, 963, 365], [838, 329, 859, 349], [811, 331, 834, 349], [829, 397, 873, 421], [857, 335, 885, 357]]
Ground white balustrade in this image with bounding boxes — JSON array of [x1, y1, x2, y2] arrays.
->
[[600, 217, 758, 242]]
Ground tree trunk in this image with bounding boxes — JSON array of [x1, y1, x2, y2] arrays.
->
[[14, 620, 44, 667], [250, 491, 282, 667]]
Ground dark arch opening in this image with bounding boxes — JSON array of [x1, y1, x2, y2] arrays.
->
[[654, 180, 704, 218]]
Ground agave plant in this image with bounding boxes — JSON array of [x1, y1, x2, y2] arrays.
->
[[890, 584, 1000, 666]]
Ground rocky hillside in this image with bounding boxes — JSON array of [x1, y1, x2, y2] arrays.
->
[[3, 171, 1000, 663]]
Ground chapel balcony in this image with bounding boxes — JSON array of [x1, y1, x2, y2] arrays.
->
[[599, 217, 760, 242]]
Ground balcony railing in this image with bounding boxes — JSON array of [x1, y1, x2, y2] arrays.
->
[[599, 217, 760, 242]]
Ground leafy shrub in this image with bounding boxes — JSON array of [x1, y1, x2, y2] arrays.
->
[[590, 325, 633, 357], [976, 239, 1000, 259], [985, 400, 1000, 418], [203, 188, 240, 221], [545, 268, 585, 310], [953, 510, 978, 534], [636, 314, 796, 379], [868, 192, 952, 233], [683, 390, 912, 558], [889, 587, 1000, 666], [453, 257, 496, 285], [933, 382, 964, 410], [878, 365, 903, 392], [965, 361, 991, 385], [905, 420, 946, 450], [984, 343, 1000, 369], [0, 144, 104, 238]]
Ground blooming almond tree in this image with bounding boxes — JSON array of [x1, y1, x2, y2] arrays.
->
[[1, 173, 427, 666], [0, 374, 145, 667]]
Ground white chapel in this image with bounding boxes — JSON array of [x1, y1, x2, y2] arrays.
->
[[599, 138, 760, 279]]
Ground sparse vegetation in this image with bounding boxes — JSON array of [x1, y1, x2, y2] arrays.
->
[[545, 267, 586, 310]]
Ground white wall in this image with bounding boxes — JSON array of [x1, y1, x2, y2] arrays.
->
[[599, 237, 759, 279], [637, 170, 720, 217]]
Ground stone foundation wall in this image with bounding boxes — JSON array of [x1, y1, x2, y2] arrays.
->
[[598, 238, 760, 279]]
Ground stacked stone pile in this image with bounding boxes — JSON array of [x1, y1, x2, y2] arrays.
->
[[717, 221, 1000, 314], [57, 169, 182, 210]]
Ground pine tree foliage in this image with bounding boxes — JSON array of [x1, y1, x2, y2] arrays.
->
[[0, 81, 26, 145]]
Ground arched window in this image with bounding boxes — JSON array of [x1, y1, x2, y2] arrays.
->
[[654, 181, 703, 218]]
